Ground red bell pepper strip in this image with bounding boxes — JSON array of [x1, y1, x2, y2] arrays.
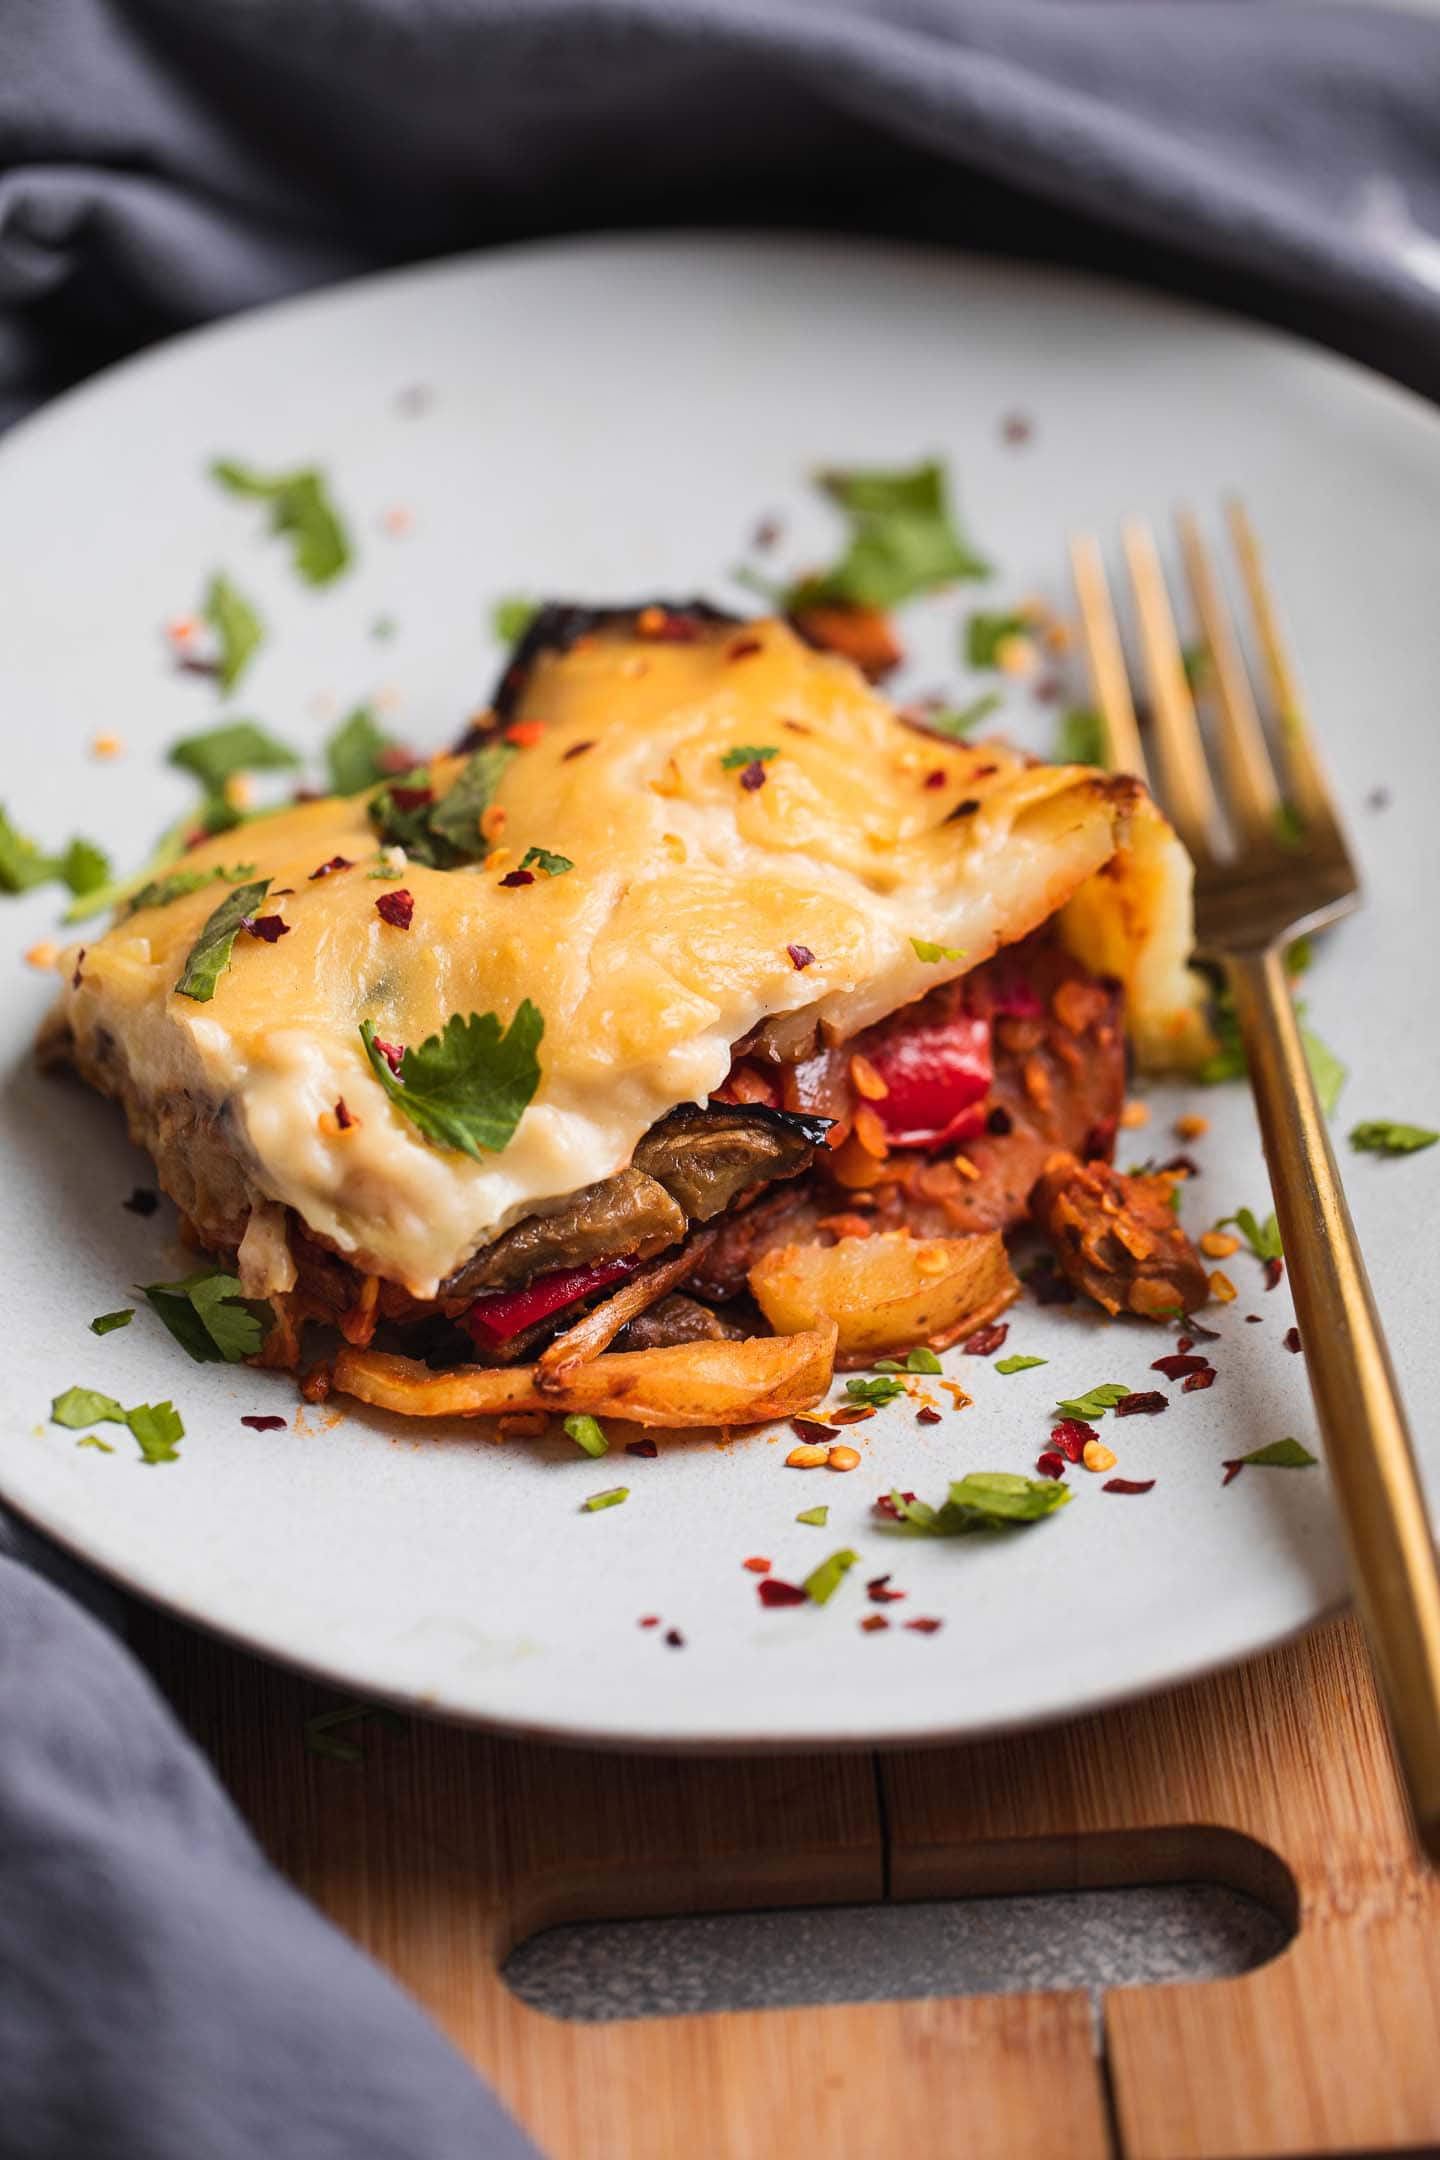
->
[[464, 1257, 636, 1346], [862, 1010, 992, 1149]]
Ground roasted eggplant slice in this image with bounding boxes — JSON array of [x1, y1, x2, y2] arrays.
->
[[440, 1167, 685, 1300], [476, 598, 741, 735], [633, 1101, 832, 1221]]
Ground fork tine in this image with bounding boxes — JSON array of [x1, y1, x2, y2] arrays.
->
[[1121, 517, 1220, 862], [1068, 533, 1149, 783], [1224, 496, 1333, 830], [1175, 507, 1282, 846]]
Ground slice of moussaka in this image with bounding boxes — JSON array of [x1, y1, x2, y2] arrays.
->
[[43, 604, 1211, 1425]]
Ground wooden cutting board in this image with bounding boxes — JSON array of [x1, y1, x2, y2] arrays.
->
[[136, 1609, 1440, 2159]]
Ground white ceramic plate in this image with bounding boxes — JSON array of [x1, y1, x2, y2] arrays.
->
[[1, 236, 1437, 1749]]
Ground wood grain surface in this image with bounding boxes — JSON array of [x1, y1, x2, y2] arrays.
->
[[136, 1609, 1440, 2159]]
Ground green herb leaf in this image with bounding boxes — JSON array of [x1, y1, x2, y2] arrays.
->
[[424, 744, 515, 861], [51, 1385, 127, 1429], [1300, 1023, 1347, 1116], [803, 1548, 860, 1606], [127, 1401, 184, 1465], [965, 610, 1030, 668], [1180, 644, 1213, 692], [1235, 1438, 1318, 1470], [582, 1486, 629, 1512], [1055, 707, 1105, 766], [519, 846, 574, 878], [720, 745, 780, 771], [204, 572, 264, 692], [892, 1472, 1072, 1536], [90, 1309, 134, 1336], [142, 1269, 271, 1363], [325, 706, 399, 795], [1217, 1207, 1282, 1262], [1054, 1382, 1130, 1419], [124, 862, 257, 917], [175, 877, 271, 1001], [492, 595, 538, 644], [1349, 1119, 1439, 1156], [873, 1346, 943, 1376], [844, 1375, 907, 1409], [169, 721, 298, 797], [919, 694, 1002, 740], [0, 807, 109, 899], [1199, 972, 1345, 1113], [60, 837, 113, 897], [76, 1435, 115, 1453], [789, 461, 990, 611], [910, 938, 965, 964], [564, 1413, 608, 1459], [359, 1004, 543, 1159], [995, 1354, 1047, 1375], [211, 459, 351, 585], [796, 1505, 829, 1527]]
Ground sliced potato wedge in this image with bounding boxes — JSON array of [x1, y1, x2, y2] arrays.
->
[[749, 1231, 1018, 1363], [332, 1321, 837, 1428]]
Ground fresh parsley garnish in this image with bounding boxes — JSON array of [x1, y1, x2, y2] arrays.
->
[[995, 1354, 1047, 1375], [1231, 1438, 1318, 1472], [787, 461, 989, 611], [76, 1436, 115, 1453], [844, 1375, 907, 1409], [965, 610, 1029, 668], [1054, 1382, 1130, 1419], [371, 746, 514, 867], [90, 1309, 134, 1336], [51, 1385, 126, 1429], [796, 1505, 829, 1527], [124, 862, 258, 916], [582, 1486, 629, 1512], [211, 458, 351, 585], [0, 808, 111, 899], [874, 1347, 942, 1375], [203, 573, 263, 692], [887, 1473, 1071, 1535], [1217, 1207, 1282, 1262], [1056, 707, 1105, 766], [141, 1268, 273, 1363], [802, 1549, 860, 1606], [492, 595, 538, 644], [1349, 1120, 1438, 1155], [126, 1403, 186, 1465], [919, 693, 1001, 740], [564, 1413, 608, 1459], [169, 720, 299, 799], [175, 878, 271, 1001], [910, 938, 965, 964], [50, 1386, 185, 1464], [518, 846, 573, 878], [720, 745, 779, 772], [360, 1004, 543, 1159], [1199, 951, 1346, 1114], [326, 706, 400, 795]]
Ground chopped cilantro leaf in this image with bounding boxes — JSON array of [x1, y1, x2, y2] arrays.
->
[[61, 838, 112, 898], [124, 862, 257, 917], [0, 807, 110, 900], [518, 846, 573, 878], [1217, 1207, 1282, 1261], [910, 938, 965, 964], [76, 1436, 115, 1453], [920, 693, 1001, 740], [1349, 1120, 1438, 1155], [788, 460, 990, 611], [1199, 962, 1345, 1112], [720, 745, 779, 771], [802, 1548, 860, 1606], [564, 1414, 608, 1458], [1054, 1382, 1130, 1419], [844, 1375, 906, 1409], [211, 458, 351, 585], [90, 1309, 134, 1336], [142, 1268, 272, 1363], [175, 878, 271, 1001], [326, 706, 399, 795], [1300, 1022, 1347, 1116], [582, 1485, 628, 1512], [874, 1346, 942, 1375], [424, 744, 515, 862], [360, 1004, 543, 1159], [204, 573, 263, 693], [50, 1386, 184, 1463], [1234, 1438, 1318, 1471], [127, 1402, 184, 1465], [965, 610, 1029, 668], [889, 1473, 1071, 1535], [492, 595, 538, 644], [51, 1385, 127, 1429], [1055, 707, 1105, 766], [995, 1354, 1047, 1374], [169, 720, 298, 797], [796, 1505, 829, 1527]]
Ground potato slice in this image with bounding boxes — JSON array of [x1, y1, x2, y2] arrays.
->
[[749, 1231, 1018, 1363], [332, 1321, 836, 1428]]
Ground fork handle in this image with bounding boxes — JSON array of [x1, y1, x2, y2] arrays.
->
[[1228, 944, 1440, 1862]]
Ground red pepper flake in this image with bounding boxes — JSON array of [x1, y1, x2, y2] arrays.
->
[[905, 1617, 944, 1635], [828, 1405, 877, 1426], [1175, 1335, 1194, 1354], [309, 856, 353, 880], [727, 637, 763, 661], [791, 1416, 836, 1444], [369, 1036, 405, 1076], [873, 1491, 917, 1521], [1221, 1461, 1245, 1487], [924, 769, 947, 790], [1001, 412, 1034, 445], [240, 1415, 287, 1431], [758, 1578, 808, 1608], [499, 869, 535, 888], [1284, 1326, 1302, 1354], [753, 517, 782, 551], [664, 1628, 686, 1647], [72, 948, 85, 989], [860, 1614, 891, 1633], [866, 1574, 906, 1604], [561, 739, 595, 761], [1035, 1450, 1066, 1480], [1114, 1391, 1168, 1417], [333, 1097, 356, 1131], [986, 1105, 1013, 1136], [638, 1615, 660, 1628], [123, 1187, 159, 1216], [787, 943, 816, 971], [1182, 1367, 1217, 1392], [1050, 1420, 1098, 1462], [1245, 1314, 1263, 1324], [739, 760, 768, 792], [916, 1406, 943, 1425], [387, 785, 433, 813], [1186, 1316, 1223, 1342], [1264, 1256, 1285, 1291], [503, 719, 547, 747], [742, 1556, 772, 1575], [1103, 1478, 1156, 1495], [947, 798, 982, 821], [374, 888, 414, 929], [1151, 1353, 1212, 1381], [245, 914, 290, 943], [625, 1438, 659, 1459], [962, 1321, 1009, 1355]]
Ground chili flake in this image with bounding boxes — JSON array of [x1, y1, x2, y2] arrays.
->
[[916, 1406, 942, 1425], [245, 914, 290, 943], [1114, 1391, 1167, 1416], [905, 1618, 944, 1635], [625, 1438, 659, 1459], [1264, 1256, 1285, 1291], [309, 856, 353, 880], [873, 1491, 917, 1521], [860, 1614, 890, 1633], [1284, 1326, 1302, 1354], [499, 869, 535, 888], [333, 1097, 357, 1131], [369, 1036, 405, 1076], [1050, 1420, 1097, 1462], [240, 1415, 287, 1431], [867, 1575, 906, 1604], [374, 888, 414, 929], [639, 1615, 660, 1628], [962, 1321, 1009, 1356], [561, 739, 595, 761], [787, 944, 816, 970], [1183, 1368, 1217, 1392], [742, 1557, 772, 1574], [1151, 1353, 1212, 1381], [739, 760, 768, 791], [503, 720, 546, 747], [1035, 1451, 1066, 1480], [758, 1578, 808, 1608], [924, 769, 947, 790], [728, 636, 763, 661], [664, 1628, 686, 1648], [1103, 1478, 1156, 1495]]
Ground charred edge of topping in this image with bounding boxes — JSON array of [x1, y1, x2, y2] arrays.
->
[[473, 597, 744, 736]]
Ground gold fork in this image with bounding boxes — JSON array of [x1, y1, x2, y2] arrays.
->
[[1071, 503, 1440, 1866]]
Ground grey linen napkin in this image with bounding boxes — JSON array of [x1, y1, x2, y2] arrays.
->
[[3, 3, 1440, 2156]]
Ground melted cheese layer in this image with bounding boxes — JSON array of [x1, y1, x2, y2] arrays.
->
[[56, 620, 1200, 1295]]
